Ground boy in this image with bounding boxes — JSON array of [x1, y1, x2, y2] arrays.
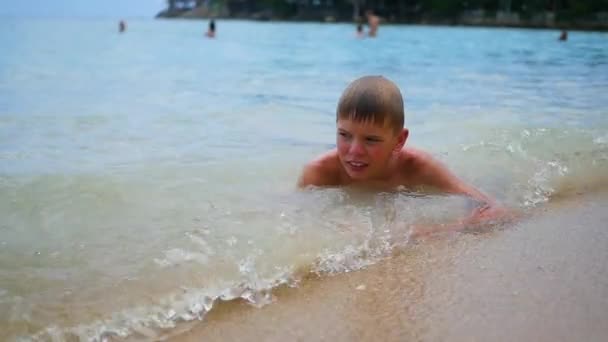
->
[[298, 76, 507, 237]]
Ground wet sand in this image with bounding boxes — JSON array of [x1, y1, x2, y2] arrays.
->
[[167, 192, 608, 342]]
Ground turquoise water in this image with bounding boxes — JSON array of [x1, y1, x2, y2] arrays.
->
[[1, 19, 607, 341]]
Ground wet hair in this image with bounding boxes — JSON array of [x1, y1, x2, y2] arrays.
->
[[336, 75, 404, 131], [209, 20, 215, 32]]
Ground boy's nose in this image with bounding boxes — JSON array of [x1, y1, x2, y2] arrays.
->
[[349, 140, 366, 156]]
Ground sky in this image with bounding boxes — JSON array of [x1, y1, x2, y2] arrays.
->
[[0, 0, 167, 18]]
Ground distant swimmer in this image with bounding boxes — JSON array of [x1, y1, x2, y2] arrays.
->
[[356, 23, 364, 38], [206, 20, 216, 38], [119, 20, 127, 33], [365, 10, 379, 37], [558, 30, 568, 41]]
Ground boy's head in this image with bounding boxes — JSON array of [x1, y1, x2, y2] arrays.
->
[[335, 76, 408, 181], [337, 75, 404, 132]]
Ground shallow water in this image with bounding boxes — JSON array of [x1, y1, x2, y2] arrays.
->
[[0, 19, 607, 341], [173, 192, 608, 342]]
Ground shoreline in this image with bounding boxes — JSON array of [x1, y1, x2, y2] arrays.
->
[[156, 17, 608, 33], [162, 191, 608, 342], [156, 12, 608, 32], [157, 17, 608, 33]]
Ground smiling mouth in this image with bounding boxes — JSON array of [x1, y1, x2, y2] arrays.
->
[[346, 161, 369, 170]]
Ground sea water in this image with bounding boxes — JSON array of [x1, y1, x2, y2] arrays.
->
[[0, 18, 607, 340]]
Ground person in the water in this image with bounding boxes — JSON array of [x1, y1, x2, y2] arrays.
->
[[365, 10, 380, 37], [118, 20, 126, 33], [558, 30, 568, 41], [298, 75, 508, 237], [356, 23, 365, 38], [206, 20, 216, 38]]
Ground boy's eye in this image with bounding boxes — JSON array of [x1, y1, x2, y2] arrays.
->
[[339, 132, 351, 138], [366, 137, 382, 143]]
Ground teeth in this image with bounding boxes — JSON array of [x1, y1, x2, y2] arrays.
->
[[350, 162, 365, 167]]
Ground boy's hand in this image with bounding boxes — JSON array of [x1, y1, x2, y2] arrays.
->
[[464, 203, 515, 228], [409, 204, 515, 240]]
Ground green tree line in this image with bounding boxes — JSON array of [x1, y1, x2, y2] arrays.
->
[[252, 0, 608, 20], [166, 0, 608, 21]]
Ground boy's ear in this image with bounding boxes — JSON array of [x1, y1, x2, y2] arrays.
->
[[393, 128, 409, 152]]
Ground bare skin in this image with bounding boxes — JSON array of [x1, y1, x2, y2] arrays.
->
[[365, 11, 379, 37], [298, 118, 509, 238]]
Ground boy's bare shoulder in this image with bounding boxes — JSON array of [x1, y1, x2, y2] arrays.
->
[[298, 150, 342, 188], [395, 146, 457, 188], [397, 146, 472, 194], [398, 147, 438, 173]]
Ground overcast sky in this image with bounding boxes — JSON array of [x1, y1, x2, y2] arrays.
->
[[0, 0, 167, 18]]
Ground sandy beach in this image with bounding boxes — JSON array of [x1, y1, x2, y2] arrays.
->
[[168, 191, 608, 342]]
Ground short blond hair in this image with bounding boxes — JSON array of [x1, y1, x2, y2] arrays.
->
[[337, 76, 404, 131]]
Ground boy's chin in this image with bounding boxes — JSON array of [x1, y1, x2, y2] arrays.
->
[[344, 168, 372, 181]]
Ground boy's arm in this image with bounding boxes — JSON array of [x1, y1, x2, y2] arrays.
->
[[411, 153, 509, 238], [419, 155, 496, 208]]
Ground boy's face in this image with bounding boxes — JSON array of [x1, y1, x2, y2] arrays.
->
[[336, 117, 407, 181]]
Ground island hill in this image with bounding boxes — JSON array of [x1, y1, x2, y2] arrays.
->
[[156, 0, 608, 31]]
